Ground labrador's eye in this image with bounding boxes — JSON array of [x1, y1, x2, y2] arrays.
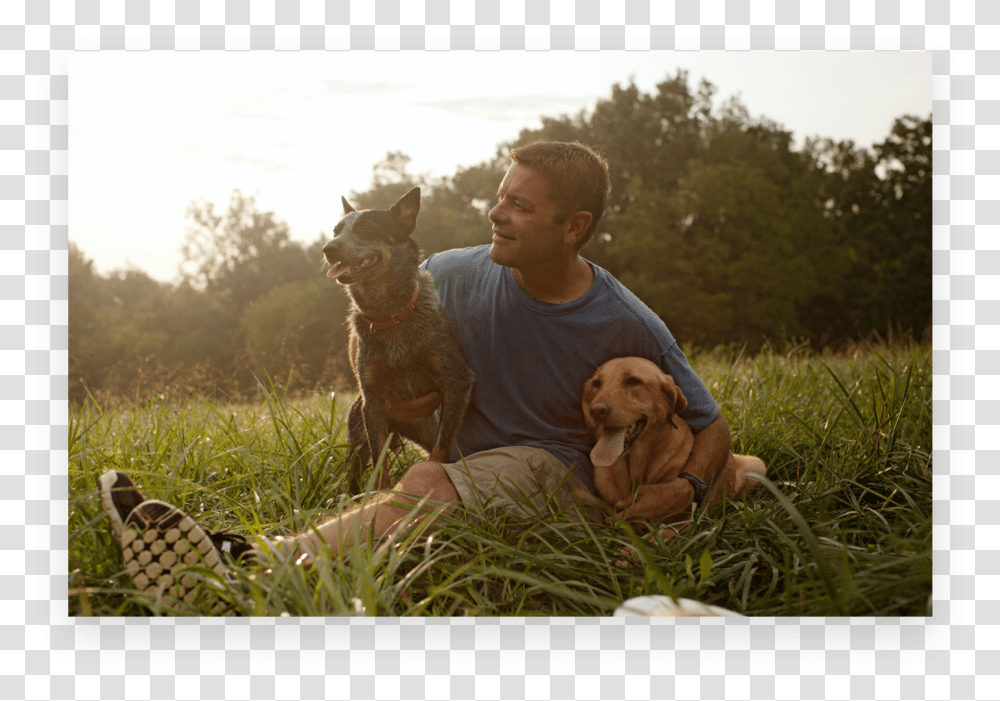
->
[[624, 377, 643, 388]]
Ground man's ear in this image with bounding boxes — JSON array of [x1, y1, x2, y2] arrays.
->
[[562, 210, 593, 247]]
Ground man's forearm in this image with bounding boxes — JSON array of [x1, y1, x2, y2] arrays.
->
[[612, 412, 734, 522], [681, 412, 732, 483]]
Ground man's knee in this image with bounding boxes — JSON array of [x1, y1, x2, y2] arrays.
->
[[394, 460, 461, 504]]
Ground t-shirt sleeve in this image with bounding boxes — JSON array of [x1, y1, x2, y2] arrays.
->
[[657, 343, 720, 434]]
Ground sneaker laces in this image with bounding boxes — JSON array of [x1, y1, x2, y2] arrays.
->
[[208, 530, 255, 562]]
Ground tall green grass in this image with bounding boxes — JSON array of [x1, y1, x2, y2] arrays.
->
[[69, 341, 931, 617]]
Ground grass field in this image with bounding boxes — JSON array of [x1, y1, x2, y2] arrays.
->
[[68, 341, 932, 617]]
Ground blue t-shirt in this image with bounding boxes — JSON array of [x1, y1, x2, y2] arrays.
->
[[421, 245, 719, 493]]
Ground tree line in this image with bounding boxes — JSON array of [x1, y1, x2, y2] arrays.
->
[[69, 70, 931, 404]]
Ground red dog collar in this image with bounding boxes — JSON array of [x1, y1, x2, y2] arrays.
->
[[362, 283, 420, 332]]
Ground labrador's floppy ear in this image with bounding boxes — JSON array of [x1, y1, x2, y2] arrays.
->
[[581, 374, 599, 433], [660, 373, 688, 418]]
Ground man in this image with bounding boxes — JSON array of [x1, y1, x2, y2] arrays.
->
[[102, 141, 733, 597]]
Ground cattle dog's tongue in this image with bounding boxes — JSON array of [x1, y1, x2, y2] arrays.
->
[[590, 427, 627, 468], [327, 263, 351, 280]]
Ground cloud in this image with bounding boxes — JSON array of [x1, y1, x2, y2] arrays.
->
[[317, 80, 404, 98], [419, 95, 596, 123], [216, 151, 295, 172], [167, 138, 206, 157], [210, 91, 292, 121], [209, 80, 406, 122]]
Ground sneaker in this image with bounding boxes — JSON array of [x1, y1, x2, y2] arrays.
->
[[99, 471, 257, 605], [101, 470, 257, 562], [208, 530, 257, 564], [117, 498, 231, 604], [99, 470, 147, 541]]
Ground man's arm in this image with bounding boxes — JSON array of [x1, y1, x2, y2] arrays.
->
[[616, 411, 732, 522], [680, 411, 732, 484], [385, 391, 442, 422]]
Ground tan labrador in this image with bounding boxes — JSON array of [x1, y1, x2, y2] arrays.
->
[[583, 357, 766, 522]]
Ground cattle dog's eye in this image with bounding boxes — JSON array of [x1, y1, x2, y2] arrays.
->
[[334, 222, 344, 235], [624, 376, 643, 388]]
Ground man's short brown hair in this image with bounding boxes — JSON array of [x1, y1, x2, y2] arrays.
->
[[509, 141, 611, 249]]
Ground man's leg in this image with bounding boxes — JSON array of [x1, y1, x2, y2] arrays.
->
[[101, 461, 462, 602], [263, 460, 461, 561]]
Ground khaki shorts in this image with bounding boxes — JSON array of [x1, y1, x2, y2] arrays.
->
[[439, 446, 608, 525]]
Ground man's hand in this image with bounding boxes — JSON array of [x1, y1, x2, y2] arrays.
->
[[611, 412, 733, 524], [384, 391, 443, 422], [612, 481, 697, 524]]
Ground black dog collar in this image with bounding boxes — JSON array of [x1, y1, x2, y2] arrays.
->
[[677, 472, 708, 503]]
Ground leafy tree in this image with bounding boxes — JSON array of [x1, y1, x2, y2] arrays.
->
[[613, 160, 821, 347], [345, 151, 505, 257], [69, 243, 115, 401], [240, 278, 353, 391], [345, 151, 426, 211], [509, 71, 715, 215], [505, 70, 717, 268], [180, 190, 316, 314], [800, 115, 932, 339], [417, 158, 509, 254], [70, 73, 932, 404], [866, 114, 932, 336]]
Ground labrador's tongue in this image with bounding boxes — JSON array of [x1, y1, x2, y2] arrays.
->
[[327, 263, 351, 280], [590, 427, 627, 468]]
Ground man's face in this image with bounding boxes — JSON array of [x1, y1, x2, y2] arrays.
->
[[488, 163, 568, 269]]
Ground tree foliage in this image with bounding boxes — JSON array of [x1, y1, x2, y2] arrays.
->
[[69, 71, 931, 403]]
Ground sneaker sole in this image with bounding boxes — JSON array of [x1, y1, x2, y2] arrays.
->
[[119, 499, 229, 605]]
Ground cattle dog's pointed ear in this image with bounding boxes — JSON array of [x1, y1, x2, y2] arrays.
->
[[341, 196, 355, 215], [390, 187, 421, 236], [660, 374, 688, 417]]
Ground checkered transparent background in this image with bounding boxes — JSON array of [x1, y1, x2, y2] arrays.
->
[[3, 0, 993, 697]]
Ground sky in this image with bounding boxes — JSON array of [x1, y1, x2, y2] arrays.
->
[[70, 51, 931, 283]]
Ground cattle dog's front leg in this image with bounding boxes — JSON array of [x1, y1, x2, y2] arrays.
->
[[430, 353, 474, 464], [346, 396, 371, 494], [359, 386, 393, 491]]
